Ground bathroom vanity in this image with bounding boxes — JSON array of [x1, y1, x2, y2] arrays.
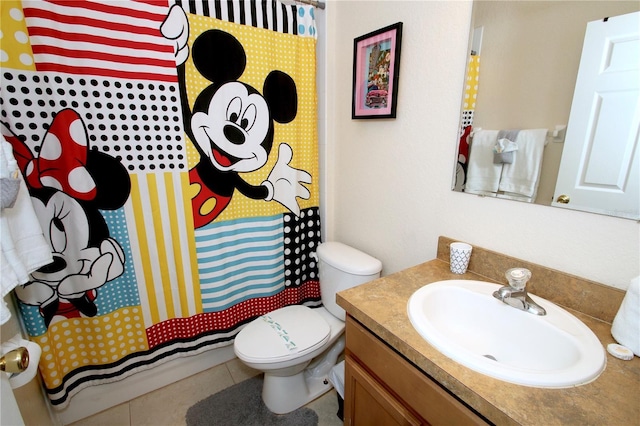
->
[[344, 316, 486, 425], [337, 237, 640, 425]]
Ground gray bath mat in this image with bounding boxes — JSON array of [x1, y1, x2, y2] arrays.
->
[[185, 375, 319, 426]]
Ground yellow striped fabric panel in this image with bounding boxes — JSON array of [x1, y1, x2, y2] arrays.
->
[[125, 173, 200, 328]]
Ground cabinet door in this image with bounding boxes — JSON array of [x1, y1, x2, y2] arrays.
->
[[345, 355, 423, 426], [345, 316, 487, 426]]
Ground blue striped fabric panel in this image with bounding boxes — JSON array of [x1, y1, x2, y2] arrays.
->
[[195, 215, 285, 312]]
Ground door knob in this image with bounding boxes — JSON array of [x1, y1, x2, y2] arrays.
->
[[556, 195, 570, 204], [0, 347, 29, 373]]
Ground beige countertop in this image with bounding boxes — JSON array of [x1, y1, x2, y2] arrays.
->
[[336, 257, 640, 425]]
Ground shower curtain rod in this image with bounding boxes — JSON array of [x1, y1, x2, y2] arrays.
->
[[293, 0, 325, 10]]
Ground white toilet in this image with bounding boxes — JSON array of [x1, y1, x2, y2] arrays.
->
[[233, 241, 382, 414]]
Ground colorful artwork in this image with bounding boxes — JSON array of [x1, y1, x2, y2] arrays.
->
[[352, 22, 403, 119], [364, 42, 391, 108]]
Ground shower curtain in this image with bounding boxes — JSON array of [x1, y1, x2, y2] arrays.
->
[[455, 54, 480, 190], [0, 0, 320, 408]]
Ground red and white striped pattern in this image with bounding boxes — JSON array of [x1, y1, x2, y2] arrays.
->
[[23, 0, 177, 82]]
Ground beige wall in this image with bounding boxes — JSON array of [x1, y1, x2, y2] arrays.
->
[[472, 1, 640, 205], [324, 0, 639, 291]]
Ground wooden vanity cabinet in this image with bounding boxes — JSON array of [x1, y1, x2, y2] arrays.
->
[[344, 316, 488, 426]]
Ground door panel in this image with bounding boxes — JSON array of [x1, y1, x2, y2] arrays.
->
[[553, 11, 639, 219]]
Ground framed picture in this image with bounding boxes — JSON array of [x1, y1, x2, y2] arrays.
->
[[352, 22, 403, 119]]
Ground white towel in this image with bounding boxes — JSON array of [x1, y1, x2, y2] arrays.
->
[[497, 129, 547, 202], [0, 299, 12, 325], [0, 140, 52, 324], [496, 191, 536, 203], [612, 276, 640, 357], [464, 130, 502, 196]]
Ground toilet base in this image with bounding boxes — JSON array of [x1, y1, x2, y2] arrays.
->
[[262, 370, 334, 414], [261, 335, 345, 414]]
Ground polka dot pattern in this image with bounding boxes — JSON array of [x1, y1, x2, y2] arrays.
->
[[34, 308, 148, 389], [96, 208, 141, 312], [283, 207, 321, 287], [462, 55, 480, 110], [297, 6, 317, 37], [18, 304, 46, 337], [146, 279, 320, 347], [460, 55, 479, 136], [461, 110, 474, 132], [0, 1, 36, 71], [0, 71, 186, 174]]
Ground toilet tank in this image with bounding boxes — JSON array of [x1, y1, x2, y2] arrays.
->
[[316, 242, 382, 321]]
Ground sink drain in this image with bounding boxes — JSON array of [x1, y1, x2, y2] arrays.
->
[[483, 354, 497, 361]]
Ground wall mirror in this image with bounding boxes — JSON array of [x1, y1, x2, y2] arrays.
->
[[453, 1, 639, 220]]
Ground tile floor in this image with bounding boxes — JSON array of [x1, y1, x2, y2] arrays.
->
[[68, 358, 344, 426]]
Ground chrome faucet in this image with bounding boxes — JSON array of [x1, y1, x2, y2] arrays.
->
[[492, 268, 546, 316]]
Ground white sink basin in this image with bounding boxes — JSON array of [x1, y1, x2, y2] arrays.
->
[[407, 280, 606, 388]]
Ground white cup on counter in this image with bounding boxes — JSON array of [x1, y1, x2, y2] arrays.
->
[[449, 242, 472, 274]]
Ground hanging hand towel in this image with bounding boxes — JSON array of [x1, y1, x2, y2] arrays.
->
[[493, 129, 520, 164], [464, 130, 502, 196], [497, 129, 547, 202]]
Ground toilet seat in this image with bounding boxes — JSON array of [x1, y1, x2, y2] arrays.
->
[[235, 305, 331, 364]]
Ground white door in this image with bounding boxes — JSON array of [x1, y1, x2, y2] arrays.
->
[[552, 11, 640, 220]]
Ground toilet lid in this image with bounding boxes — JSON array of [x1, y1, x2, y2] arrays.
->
[[234, 305, 331, 363]]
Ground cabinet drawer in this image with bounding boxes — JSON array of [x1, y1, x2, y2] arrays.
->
[[345, 316, 487, 426]]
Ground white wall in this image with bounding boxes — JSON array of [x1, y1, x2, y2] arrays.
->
[[324, 0, 639, 291]]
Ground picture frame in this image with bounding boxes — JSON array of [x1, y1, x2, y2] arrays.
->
[[352, 22, 403, 119]]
